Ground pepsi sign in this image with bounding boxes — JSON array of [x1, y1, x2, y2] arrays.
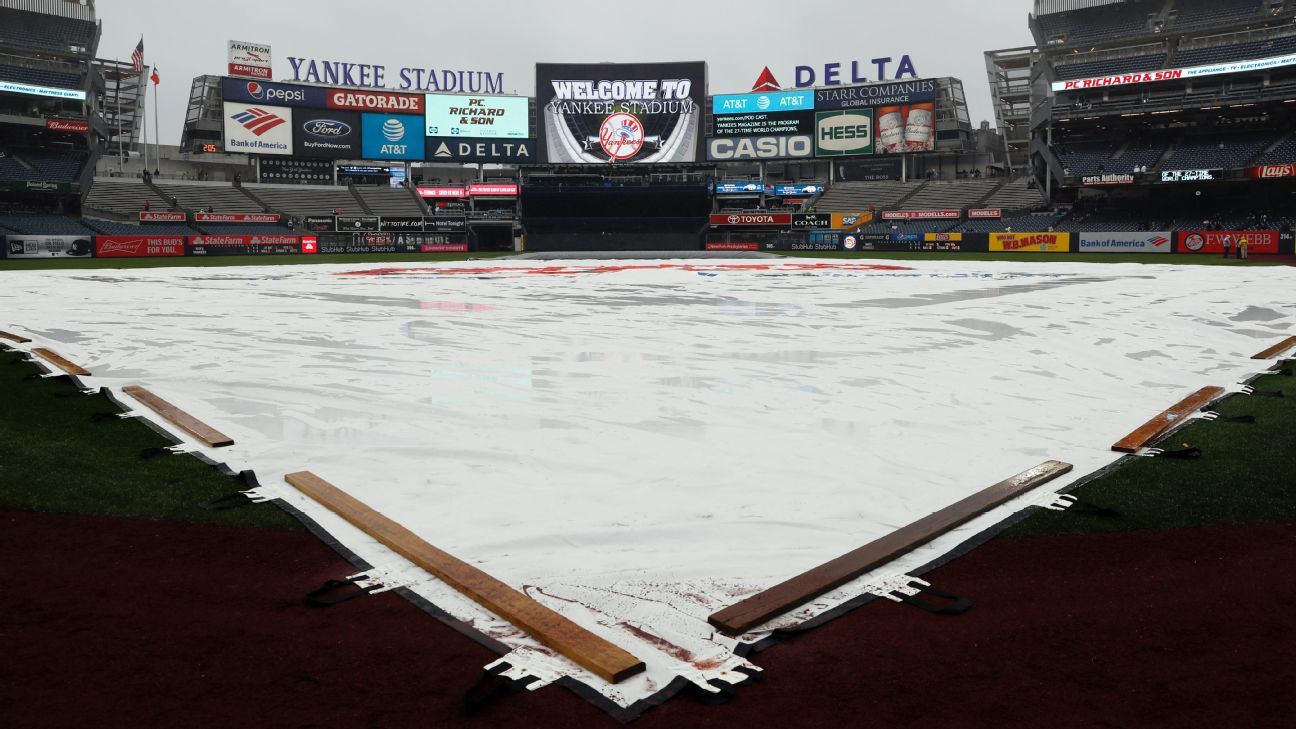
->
[[292, 110, 361, 158], [221, 77, 327, 108]]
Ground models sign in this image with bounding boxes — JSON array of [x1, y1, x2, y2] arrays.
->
[[536, 62, 706, 164]]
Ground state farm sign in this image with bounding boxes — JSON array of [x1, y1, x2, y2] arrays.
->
[[194, 212, 281, 223], [1247, 165, 1296, 179], [138, 211, 187, 222], [709, 213, 793, 226]]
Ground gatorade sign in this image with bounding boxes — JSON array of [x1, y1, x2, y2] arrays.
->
[[815, 109, 874, 157]]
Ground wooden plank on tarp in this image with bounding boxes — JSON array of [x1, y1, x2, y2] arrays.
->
[[31, 348, 89, 376], [1252, 336, 1296, 360], [284, 471, 646, 684], [0, 330, 32, 344], [1111, 387, 1225, 454], [707, 460, 1074, 636], [122, 385, 234, 448]]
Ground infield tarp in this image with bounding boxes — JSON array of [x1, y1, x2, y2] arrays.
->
[[2, 259, 1292, 711]]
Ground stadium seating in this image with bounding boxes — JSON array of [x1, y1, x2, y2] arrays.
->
[[0, 213, 96, 235], [0, 8, 97, 53], [154, 182, 260, 213], [1053, 141, 1119, 176], [1036, 3, 1154, 46], [811, 181, 921, 212], [86, 220, 197, 236], [1174, 33, 1296, 67], [1256, 134, 1296, 164], [0, 149, 87, 183], [1053, 53, 1166, 81], [84, 178, 172, 215], [898, 179, 1001, 210], [241, 183, 363, 217], [1167, 0, 1263, 30], [1161, 132, 1277, 170], [353, 186, 426, 216], [0, 63, 81, 89], [979, 177, 1046, 212], [959, 211, 1067, 234], [197, 223, 295, 235]]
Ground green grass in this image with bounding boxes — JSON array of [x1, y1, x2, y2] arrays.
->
[[781, 251, 1292, 266], [0, 347, 298, 529], [1007, 362, 1296, 538], [0, 252, 509, 271]]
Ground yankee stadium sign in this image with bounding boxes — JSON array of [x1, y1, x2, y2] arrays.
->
[[287, 56, 504, 94]]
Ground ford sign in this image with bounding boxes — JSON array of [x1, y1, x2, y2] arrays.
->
[[303, 119, 351, 137]]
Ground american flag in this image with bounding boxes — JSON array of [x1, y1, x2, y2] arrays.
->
[[131, 39, 144, 72]]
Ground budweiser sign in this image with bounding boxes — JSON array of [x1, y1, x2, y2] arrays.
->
[[709, 213, 793, 226], [95, 236, 186, 258], [882, 209, 961, 221], [45, 118, 89, 133], [968, 208, 1002, 219], [138, 211, 187, 222], [194, 212, 282, 223], [1247, 165, 1296, 179]]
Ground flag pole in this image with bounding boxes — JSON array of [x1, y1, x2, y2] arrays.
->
[[116, 58, 123, 173], [152, 69, 160, 175]]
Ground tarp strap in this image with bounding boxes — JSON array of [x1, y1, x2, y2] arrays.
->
[[90, 411, 123, 423], [1157, 447, 1203, 460], [304, 578, 379, 608], [199, 492, 254, 512], [1215, 415, 1257, 424], [685, 678, 740, 706], [463, 664, 539, 715], [1249, 390, 1285, 399], [139, 446, 178, 460], [1066, 498, 1121, 518], [890, 581, 972, 615]]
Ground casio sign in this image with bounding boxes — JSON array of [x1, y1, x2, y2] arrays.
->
[[303, 119, 350, 137], [707, 134, 814, 160]]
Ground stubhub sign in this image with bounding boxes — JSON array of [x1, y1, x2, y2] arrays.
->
[[361, 113, 424, 160]]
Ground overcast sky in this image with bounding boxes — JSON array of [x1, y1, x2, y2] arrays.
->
[[96, 0, 1036, 146]]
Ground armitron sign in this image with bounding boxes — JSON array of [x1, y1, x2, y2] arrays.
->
[[709, 213, 793, 226]]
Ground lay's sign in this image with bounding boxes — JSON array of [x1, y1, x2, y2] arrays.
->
[[989, 232, 1071, 253]]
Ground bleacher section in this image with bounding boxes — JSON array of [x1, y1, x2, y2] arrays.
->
[[243, 183, 361, 216], [87, 220, 196, 236], [354, 186, 425, 216], [198, 223, 294, 235], [1167, 0, 1263, 30], [899, 180, 1000, 210], [979, 177, 1045, 212], [0, 8, 97, 53], [1161, 132, 1277, 170], [0, 149, 87, 183], [1036, 2, 1154, 46], [1256, 134, 1296, 164], [1053, 52, 1166, 81], [0, 64, 81, 89], [84, 178, 172, 215], [0, 213, 96, 235], [961, 211, 1067, 234], [811, 181, 920, 212], [154, 182, 258, 213], [1174, 33, 1296, 67], [1054, 141, 1118, 176]]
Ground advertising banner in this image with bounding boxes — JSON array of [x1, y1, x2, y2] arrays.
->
[[989, 232, 1071, 252], [45, 118, 89, 133], [95, 236, 186, 258], [418, 187, 469, 199], [1079, 232, 1172, 253], [425, 137, 536, 163], [0, 80, 86, 100], [712, 90, 814, 115], [424, 94, 528, 138], [301, 216, 336, 232], [773, 183, 825, 197], [221, 77, 326, 108], [379, 217, 427, 232], [705, 242, 761, 251], [714, 111, 815, 137], [13, 181, 71, 194], [1177, 230, 1279, 254], [925, 232, 963, 242], [874, 103, 933, 154], [831, 212, 872, 230], [1051, 52, 1296, 92], [260, 157, 333, 185], [792, 213, 834, 229], [707, 135, 813, 161], [968, 208, 1002, 219], [469, 183, 519, 196], [327, 88, 425, 113], [815, 109, 874, 157], [223, 102, 293, 156], [336, 216, 381, 232], [188, 235, 301, 257], [710, 213, 792, 226], [882, 209, 960, 220], [1080, 173, 1136, 186], [139, 211, 187, 222], [426, 217, 468, 233], [292, 110, 361, 158], [195, 213, 281, 224], [1247, 164, 1296, 179], [536, 62, 706, 164], [3, 235, 93, 259], [715, 182, 766, 195], [838, 157, 902, 181], [1161, 169, 1219, 183], [814, 79, 936, 110], [360, 113, 424, 160], [315, 232, 466, 254], [228, 41, 273, 80]]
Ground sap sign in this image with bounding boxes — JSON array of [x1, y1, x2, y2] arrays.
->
[[707, 135, 814, 161], [361, 114, 424, 160], [221, 77, 327, 108], [793, 56, 919, 88], [712, 90, 815, 115], [815, 110, 874, 157]]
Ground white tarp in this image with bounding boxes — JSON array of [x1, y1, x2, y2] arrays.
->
[[2, 259, 1293, 710]]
